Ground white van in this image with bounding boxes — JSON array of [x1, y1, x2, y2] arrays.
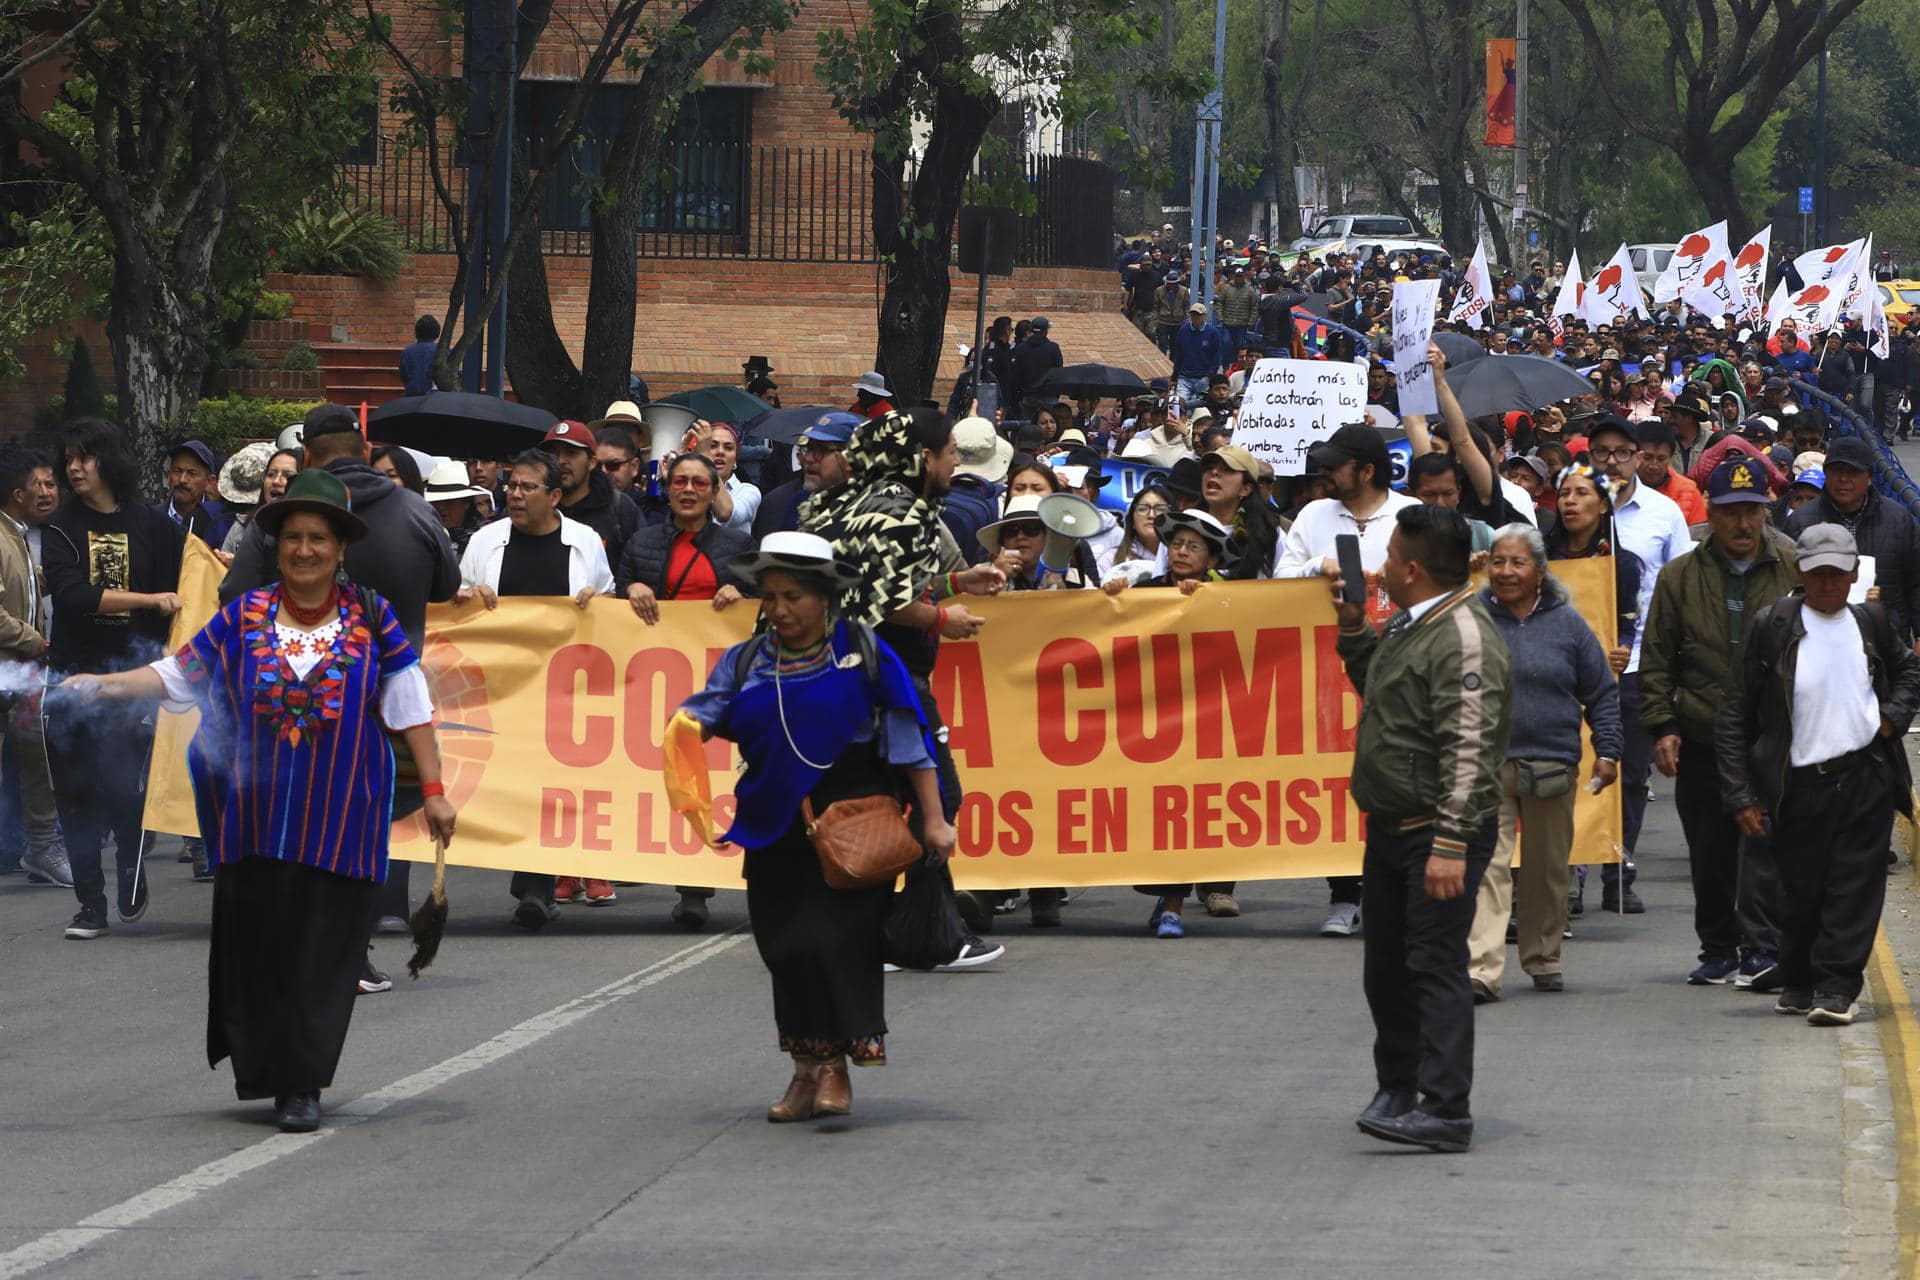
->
[[1628, 244, 1677, 297]]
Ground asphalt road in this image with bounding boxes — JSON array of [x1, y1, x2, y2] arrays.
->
[[0, 779, 1903, 1280]]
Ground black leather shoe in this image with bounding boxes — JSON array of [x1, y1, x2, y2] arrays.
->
[[1357, 1108, 1473, 1153], [276, 1091, 321, 1133], [1357, 1090, 1416, 1129]]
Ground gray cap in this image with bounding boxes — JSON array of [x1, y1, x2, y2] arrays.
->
[[1797, 523, 1859, 572], [1032, 316, 1051, 331]]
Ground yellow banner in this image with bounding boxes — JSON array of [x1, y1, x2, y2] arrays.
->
[[144, 549, 1621, 888]]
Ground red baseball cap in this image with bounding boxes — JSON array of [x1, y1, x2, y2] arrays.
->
[[543, 419, 595, 450]]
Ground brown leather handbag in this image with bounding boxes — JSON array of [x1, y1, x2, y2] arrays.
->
[[803, 794, 921, 890]]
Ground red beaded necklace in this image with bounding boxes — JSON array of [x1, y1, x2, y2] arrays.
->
[[281, 587, 339, 628]]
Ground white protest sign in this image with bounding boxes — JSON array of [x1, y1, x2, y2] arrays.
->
[[1235, 357, 1368, 474], [1391, 279, 1441, 417]]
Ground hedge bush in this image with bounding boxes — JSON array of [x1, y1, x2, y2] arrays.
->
[[187, 396, 327, 456]]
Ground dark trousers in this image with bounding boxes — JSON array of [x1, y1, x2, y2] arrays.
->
[[1773, 754, 1895, 1001], [1361, 819, 1495, 1119], [1674, 739, 1779, 959], [46, 702, 154, 915], [1610, 672, 1652, 887]]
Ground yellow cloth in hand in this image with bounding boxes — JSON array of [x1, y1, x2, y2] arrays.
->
[[663, 710, 723, 848]]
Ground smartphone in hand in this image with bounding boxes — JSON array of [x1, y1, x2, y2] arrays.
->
[[1335, 533, 1367, 605]]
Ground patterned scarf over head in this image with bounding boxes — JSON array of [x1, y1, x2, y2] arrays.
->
[[799, 410, 945, 626]]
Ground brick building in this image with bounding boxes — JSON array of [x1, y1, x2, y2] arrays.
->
[[4, 1, 1166, 422]]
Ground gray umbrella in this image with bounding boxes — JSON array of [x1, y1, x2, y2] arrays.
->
[[1432, 332, 1488, 369], [1443, 353, 1589, 418], [1442, 353, 1597, 419]]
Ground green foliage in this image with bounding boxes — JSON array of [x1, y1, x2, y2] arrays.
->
[[33, 392, 120, 432], [0, 182, 111, 383], [253, 291, 295, 322], [271, 204, 409, 282], [278, 341, 320, 371], [186, 397, 329, 456], [62, 336, 107, 419]]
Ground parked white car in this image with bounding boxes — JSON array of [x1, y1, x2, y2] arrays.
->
[[1291, 214, 1421, 253]]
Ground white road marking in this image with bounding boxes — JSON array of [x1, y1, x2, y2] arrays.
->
[[0, 930, 747, 1279]]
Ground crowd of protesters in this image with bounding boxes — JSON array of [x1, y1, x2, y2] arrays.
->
[[5, 228, 1920, 1140]]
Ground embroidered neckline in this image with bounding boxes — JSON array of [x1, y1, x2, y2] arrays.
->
[[243, 586, 372, 746]]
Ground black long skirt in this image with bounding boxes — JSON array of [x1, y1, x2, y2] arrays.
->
[[745, 819, 891, 1065], [208, 856, 378, 1100]]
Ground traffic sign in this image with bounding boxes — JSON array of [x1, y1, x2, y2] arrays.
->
[[1798, 186, 1815, 214]]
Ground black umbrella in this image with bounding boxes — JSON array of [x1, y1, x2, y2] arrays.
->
[[367, 392, 556, 460], [751, 405, 842, 446], [1442, 353, 1598, 419], [1432, 332, 1488, 369], [1032, 363, 1151, 401]]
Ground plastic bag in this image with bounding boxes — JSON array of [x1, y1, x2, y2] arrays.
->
[[882, 854, 967, 971]]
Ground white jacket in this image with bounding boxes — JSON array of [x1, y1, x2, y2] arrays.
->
[[459, 513, 615, 595]]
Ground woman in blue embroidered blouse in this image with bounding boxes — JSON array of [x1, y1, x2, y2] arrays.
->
[[68, 469, 458, 1135], [680, 531, 953, 1124]]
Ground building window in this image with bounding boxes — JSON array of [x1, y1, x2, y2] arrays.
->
[[519, 85, 750, 233]]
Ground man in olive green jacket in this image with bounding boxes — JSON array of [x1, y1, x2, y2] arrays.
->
[[1639, 456, 1797, 986], [1334, 504, 1512, 1154], [0, 444, 66, 885]]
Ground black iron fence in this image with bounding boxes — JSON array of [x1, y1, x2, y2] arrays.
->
[[338, 140, 1114, 269]]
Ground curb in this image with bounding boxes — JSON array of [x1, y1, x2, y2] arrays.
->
[[1868, 927, 1920, 1277]]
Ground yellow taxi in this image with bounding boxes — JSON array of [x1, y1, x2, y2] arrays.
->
[[1875, 279, 1920, 325]]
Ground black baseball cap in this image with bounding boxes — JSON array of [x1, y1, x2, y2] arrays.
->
[[1305, 423, 1391, 477]]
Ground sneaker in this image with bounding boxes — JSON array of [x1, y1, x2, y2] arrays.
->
[[190, 851, 216, 883], [1807, 992, 1858, 1026], [357, 953, 392, 995], [1204, 892, 1240, 918], [512, 895, 557, 931], [934, 937, 1005, 970], [117, 860, 149, 924], [1567, 886, 1584, 918], [583, 879, 617, 906], [21, 846, 73, 888], [1688, 955, 1741, 985], [1152, 911, 1184, 939], [178, 838, 197, 864], [1601, 887, 1645, 914], [1775, 988, 1815, 1015], [375, 915, 410, 936], [552, 877, 584, 904], [1735, 954, 1781, 991], [1320, 902, 1362, 936], [64, 907, 108, 940], [993, 893, 1025, 915], [883, 962, 903, 973]]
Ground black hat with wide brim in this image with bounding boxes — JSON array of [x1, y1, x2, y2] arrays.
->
[[255, 468, 369, 543]]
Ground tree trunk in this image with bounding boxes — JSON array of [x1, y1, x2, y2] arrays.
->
[[1684, 142, 1749, 243], [1260, 0, 1297, 244], [872, 87, 997, 406], [504, 215, 588, 417], [108, 263, 215, 501]]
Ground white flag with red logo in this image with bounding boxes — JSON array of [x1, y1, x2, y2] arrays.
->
[[1580, 244, 1646, 326], [1783, 239, 1865, 333], [1731, 225, 1771, 323], [1550, 249, 1584, 320], [1865, 279, 1891, 359], [1446, 243, 1493, 330], [1652, 221, 1727, 303], [1682, 255, 1742, 321]]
